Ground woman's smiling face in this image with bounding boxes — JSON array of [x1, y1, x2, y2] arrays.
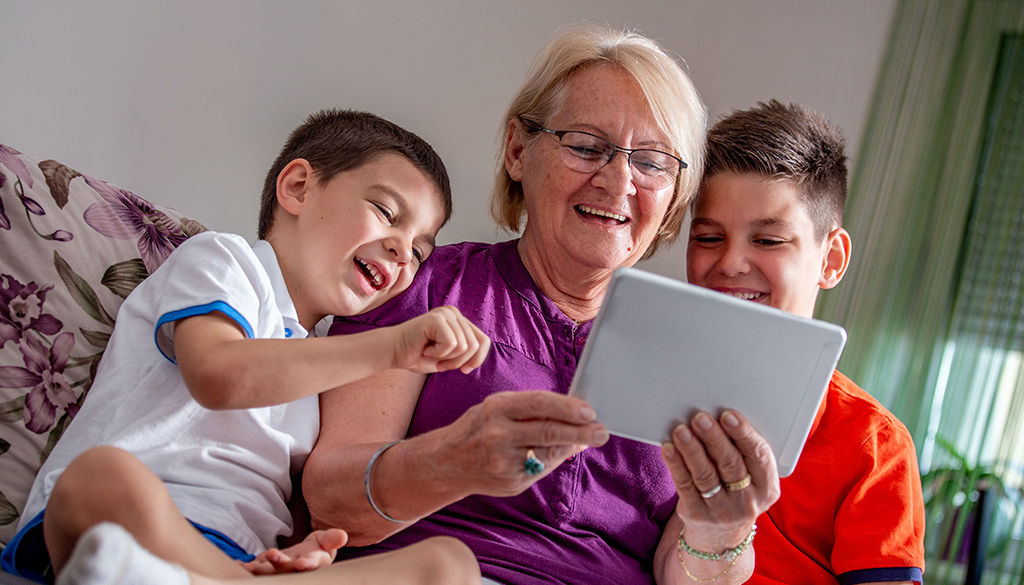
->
[[508, 64, 677, 273]]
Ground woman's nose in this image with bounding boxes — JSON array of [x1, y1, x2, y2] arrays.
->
[[592, 151, 638, 198]]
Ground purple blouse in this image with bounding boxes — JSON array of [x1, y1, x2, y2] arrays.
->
[[329, 240, 677, 585]]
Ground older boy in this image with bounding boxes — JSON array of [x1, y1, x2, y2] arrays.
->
[[686, 101, 925, 584], [2, 110, 487, 585]]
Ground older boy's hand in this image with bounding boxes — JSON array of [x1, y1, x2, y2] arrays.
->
[[392, 306, 491, 374], [240, 528, 348, 574]]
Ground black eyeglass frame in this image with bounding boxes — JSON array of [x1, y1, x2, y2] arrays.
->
[[518, 117, 687, 177]]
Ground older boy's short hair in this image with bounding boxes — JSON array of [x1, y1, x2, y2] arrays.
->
[[700, 100, 847, 239], [258, 109, 452, 239]]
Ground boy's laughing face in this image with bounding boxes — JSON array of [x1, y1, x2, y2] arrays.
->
[[272, 153, 446, 327], [686, 172, 849, 319]]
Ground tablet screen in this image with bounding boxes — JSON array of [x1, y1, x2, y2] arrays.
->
[[568, 267, 846, 477]]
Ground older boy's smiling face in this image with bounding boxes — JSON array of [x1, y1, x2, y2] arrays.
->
[[686, 172, 833, 319]]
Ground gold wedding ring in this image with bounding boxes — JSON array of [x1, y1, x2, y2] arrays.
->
[[724, 473, 752, 492]]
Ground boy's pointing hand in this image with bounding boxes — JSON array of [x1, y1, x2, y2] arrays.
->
[[391, 306, 491, 374]]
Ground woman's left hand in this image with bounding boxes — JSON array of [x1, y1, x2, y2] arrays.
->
[[660, 409, 780, 552]]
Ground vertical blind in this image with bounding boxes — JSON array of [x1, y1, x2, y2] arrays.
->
[[935, 32, 1024, 483]]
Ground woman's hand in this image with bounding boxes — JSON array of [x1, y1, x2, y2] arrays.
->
[[434, 391, 610, 497], [661, 410, 780, 552]]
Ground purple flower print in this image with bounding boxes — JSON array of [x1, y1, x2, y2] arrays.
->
[[18, 332, 76, 433], [0, 173, 8, 230], [0, 145, 74, 238], [83, 177, 187, 273], [0, 145, 34, 189], [0, 274, 63, 350]]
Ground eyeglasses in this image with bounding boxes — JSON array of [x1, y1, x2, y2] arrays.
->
[[520, 118, 686, 190]]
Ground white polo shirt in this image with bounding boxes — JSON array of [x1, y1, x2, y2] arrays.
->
[[22, 232, 319, 554]]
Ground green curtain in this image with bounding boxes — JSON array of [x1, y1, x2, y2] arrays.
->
[[815, 0, 1024, 464], [937, 31, 1024, 471], [815, 0, 1024, 579]]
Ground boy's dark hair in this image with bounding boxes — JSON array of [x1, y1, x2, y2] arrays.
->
[[699, 100, 847, 239], [258, 109, 452, 239]]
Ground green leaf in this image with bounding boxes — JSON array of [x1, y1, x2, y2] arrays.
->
[[68, 351, 104, 369], [0, 395, 25, 423], [101, 258, 149, 299], [54, 250, 115, 327], [41, 411, 73, 464], [0, 489, 19, 526], [79, 328, 111, 349], [38, 159, 82, 209], [179, 217, 208, 238]]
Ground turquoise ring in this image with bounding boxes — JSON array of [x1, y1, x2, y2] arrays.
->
[[524, 449, 545, 476]]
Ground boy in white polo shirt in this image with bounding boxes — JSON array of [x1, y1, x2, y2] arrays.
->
[[2, 110, 488, 585]]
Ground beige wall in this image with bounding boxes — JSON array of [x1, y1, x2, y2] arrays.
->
[[0, 0, 895, 281]]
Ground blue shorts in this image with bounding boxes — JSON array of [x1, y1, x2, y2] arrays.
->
[[1, 510, 256, 584]]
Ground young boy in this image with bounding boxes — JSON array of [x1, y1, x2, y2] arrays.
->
[[686, 100, 926, 584], [1, 110, 488, 585]]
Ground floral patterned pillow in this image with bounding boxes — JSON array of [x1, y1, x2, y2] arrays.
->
[[0, 144, 206, 546]]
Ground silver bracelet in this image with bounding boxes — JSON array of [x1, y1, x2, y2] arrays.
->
[[364, 440, 407, 523]]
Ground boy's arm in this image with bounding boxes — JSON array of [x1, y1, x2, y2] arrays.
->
[[173, 306, 489, 410]]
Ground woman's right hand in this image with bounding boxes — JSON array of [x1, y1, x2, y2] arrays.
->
[[304, 377, 608, 544], [432, 390, 610, 497]]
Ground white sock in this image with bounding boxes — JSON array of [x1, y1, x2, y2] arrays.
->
[[56, 522, 190, 585]]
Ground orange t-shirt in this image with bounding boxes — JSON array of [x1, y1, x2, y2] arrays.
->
[[748, 370, 925, 584]]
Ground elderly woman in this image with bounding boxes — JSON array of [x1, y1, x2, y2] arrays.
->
[[303, 25, 779, 585]]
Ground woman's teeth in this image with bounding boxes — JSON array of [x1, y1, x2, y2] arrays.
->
[[577, 205, 626, 223], [727, 291, 762, 301]]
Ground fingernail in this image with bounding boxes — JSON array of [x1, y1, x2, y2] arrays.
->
[[696, 413, 713, 430], [722, 412, 739, 428], [594, 429, 609, 444], [675, 425, 693, 443], [661, 443, 676, 459], [581, 406, 596, 421]]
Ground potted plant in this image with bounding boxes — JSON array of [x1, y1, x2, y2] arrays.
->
[[922, 437, 1023, 584]]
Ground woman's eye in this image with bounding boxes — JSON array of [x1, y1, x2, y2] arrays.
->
[[567, 144, 609, 160], [373, 202, 394, 223], [633, 160, 665, 174], [755, 238, 785, 247]]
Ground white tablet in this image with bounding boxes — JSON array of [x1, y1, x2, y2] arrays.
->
[[568, 267, 847, 477]]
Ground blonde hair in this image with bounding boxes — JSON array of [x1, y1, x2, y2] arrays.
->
[[490, 24, 707, 258]]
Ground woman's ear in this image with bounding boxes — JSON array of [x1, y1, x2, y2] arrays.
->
[[819, 227, 852, 290], [276, 159, 315, 217], [504, 118, 526, 181]]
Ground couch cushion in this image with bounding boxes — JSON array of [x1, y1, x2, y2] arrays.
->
[[0, 144, 206, 546]]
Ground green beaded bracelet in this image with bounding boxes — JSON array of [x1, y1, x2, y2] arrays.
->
[[678, 523, 757, 563]]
